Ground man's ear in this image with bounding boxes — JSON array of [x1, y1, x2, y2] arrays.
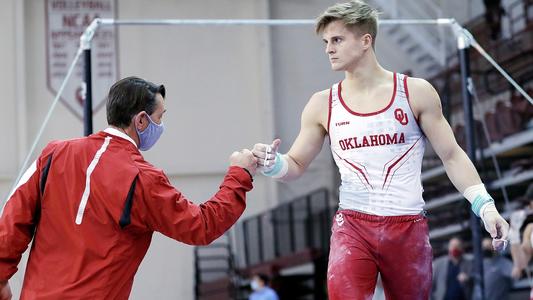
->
[[134, 111, 147, 131], [362, 33, 373, 50]]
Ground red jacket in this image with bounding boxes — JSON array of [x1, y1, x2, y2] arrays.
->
[[0, 130, 253, 299]]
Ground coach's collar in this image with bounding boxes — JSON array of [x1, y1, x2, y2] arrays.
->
[[104, 127, 137, 147]]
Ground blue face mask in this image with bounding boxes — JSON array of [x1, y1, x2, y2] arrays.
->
[[135, 113, 164, 151], [251, 280, 260, 291]]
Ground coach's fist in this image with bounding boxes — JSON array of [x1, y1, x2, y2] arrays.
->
[[0, 281, 11, 300], [230, 149, 258, 176]]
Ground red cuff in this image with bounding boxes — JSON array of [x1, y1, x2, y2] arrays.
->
[[227, 166, 253, 190]]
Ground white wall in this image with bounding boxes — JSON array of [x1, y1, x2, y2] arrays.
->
[[0, 0, 28, 296], [0, 0, 22, 198]]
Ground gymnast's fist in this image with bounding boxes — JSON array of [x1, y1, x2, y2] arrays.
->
[[230, 149, 258, 176], [252, 139, 281, 172]]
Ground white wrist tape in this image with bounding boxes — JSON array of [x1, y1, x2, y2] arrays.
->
[[261, 153, 288, 179], [463, 183, 495, 218], [263, 146, 272, 170]]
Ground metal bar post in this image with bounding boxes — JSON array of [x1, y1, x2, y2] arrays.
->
[[80, 19, 99, 136], [458, 31, 485, 300], [83, 48, 93, 136]]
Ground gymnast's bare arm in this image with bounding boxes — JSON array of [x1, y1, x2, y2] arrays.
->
[[408, 77, 509, 241], [252, 89, 329, 181], [408, 77, 483, 192]]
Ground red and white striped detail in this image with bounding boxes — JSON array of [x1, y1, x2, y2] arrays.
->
[[75, 136, 112, 225], [333, 150, 374, 190], [2, 160, 37, 215], [382, 137, 422, 189]]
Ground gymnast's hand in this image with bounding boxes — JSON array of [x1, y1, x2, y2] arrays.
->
[[230, 149, 258, 177], [252, 139, 281, 171], [482, 209, 510, 251]]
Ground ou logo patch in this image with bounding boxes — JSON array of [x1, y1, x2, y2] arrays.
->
[[335, 213, 344, 226], [394, 108, 408, 125]]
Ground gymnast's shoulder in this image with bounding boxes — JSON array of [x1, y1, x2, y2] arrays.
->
[[404, 76, 439, 98], [303, 88, 330, 116], [307, 88, 330, 107], [404, 76, 442, 112]]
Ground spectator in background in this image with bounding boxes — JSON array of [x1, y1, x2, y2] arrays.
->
[[510, 184, 533, 299], [483, 0, 506, 40], [249, 273, 279, 300], [432, 237, 473, 300], [482, 237, 515, 300]]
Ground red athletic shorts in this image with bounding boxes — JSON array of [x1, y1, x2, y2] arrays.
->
[[327, 210, 433, 300]]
